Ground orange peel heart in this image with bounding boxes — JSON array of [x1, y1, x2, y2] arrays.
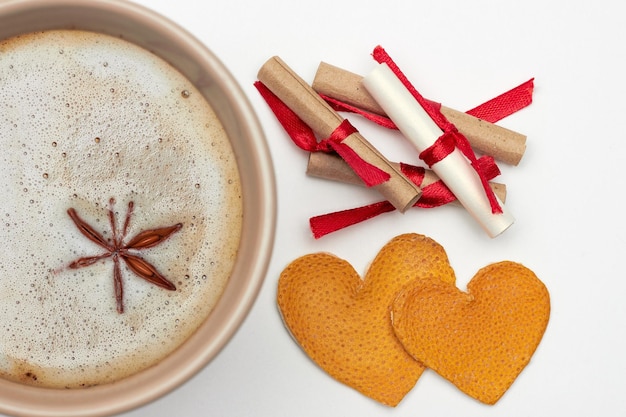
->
[[277, 233, 456, 406], [391, 261, 550, 405]]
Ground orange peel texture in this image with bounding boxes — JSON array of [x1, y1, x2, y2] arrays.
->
[[391, 261, 550, 405], [277, 233, 456, 406]]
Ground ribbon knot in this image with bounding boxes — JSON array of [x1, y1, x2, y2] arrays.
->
[[419, 129, 457, 168], [322, 119, 391, 187], [314, 119, 356, 152]]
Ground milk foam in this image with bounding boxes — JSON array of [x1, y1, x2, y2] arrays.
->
[[0, 30, 242, 387]]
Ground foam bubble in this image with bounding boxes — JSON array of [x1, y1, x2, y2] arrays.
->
[[0, 30, 242, 388]]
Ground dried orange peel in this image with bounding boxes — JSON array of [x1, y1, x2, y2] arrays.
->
[[391, 261, 550, 404], [277, 233, 550, 406], [277, 233, 456, 406]]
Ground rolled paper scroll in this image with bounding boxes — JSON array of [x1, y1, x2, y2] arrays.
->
[[313, 62, 527, 166], [362, 63, 515, 237], [257, 56, 422, 213], [306, 152, 507, 206]]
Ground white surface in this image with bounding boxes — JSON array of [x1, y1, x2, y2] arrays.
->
[[363, 63, 514, 237], [12, 0, 626, 415]]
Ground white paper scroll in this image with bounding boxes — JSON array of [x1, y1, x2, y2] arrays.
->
[[363, 63, 515, 237]]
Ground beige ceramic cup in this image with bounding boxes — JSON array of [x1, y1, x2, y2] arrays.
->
[[0, 0, 275, 415]]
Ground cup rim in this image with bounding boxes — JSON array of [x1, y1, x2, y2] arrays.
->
[[0, 0, 276, 416]]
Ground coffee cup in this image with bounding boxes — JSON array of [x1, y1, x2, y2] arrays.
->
[[0, 1, 275, 415]]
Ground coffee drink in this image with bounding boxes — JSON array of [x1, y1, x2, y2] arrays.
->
[[0, 30, 242, 388]]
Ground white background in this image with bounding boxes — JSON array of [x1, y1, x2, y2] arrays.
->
[[39, 0, 626, 416]]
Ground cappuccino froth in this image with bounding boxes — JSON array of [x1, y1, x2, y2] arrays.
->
[[0, 30, 242, 387]]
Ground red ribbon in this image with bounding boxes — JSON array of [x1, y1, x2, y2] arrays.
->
[[254, 54, 534, 239], [467, 78, 534, 123], [254, 81, 390, 187], [372, 45, 503, 214], [321, 94, 399, 129]]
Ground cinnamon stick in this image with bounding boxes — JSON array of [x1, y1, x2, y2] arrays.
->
[[312, 62, 526, 166], [257, 56, 422, 213]]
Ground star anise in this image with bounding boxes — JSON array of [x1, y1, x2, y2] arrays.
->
[[66, 198, 182, 313]]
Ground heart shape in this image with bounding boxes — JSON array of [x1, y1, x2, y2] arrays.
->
[[391, 261, 550, 404], [277, 234, 456, 406]]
